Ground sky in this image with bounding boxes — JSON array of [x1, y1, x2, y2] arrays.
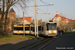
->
[[12, 0, 75, 21]]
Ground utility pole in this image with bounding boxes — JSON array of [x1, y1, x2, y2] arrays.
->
[[36, 3, 38, 37], [23, 11, 25, 36], [34, 0, 37, 39]]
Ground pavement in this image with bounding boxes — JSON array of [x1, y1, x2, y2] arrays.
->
[[42, 34, 75, 50]]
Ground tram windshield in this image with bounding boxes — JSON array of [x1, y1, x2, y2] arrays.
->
[[48, 24, 56, 30]]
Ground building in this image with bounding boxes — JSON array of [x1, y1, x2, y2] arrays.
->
[[21, 17, 31, 22], [8, 8, 16, 30], [52, 11, 72, 30], [20, 17, 31, 24], [31, 19, 43, 25], [0, 8, 16, 30], [66, 20, 75, 31]]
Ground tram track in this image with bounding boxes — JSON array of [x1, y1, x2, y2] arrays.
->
[[38, 38, 57, 50], [17, 37, 58, 50], [17, 38, 46, 50], [28, 38, 50, 50]]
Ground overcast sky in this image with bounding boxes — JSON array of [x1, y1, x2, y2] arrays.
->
[[12, 0, 75, 21]]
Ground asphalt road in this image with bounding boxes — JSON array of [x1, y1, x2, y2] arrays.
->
[[42, 34, 75, 50]]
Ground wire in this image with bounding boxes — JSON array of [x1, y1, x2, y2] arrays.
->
[[40, 0, 52, 13], [26, 8, 34, 12], [38, 8, 45, 13], [25, 1, 34, 12], [40, 0, 50, 5]]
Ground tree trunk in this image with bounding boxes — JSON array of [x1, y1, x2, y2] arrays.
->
[[4, 12, 8, 35], [0, 11, 5, 36], [0, 19, 4, 36]]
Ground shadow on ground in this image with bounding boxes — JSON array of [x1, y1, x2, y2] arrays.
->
[[0, 39, 40, 50]]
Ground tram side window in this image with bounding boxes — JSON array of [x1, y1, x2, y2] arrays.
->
[[31, 27, 35, 32], [14, 27, 18, 30], [38, 26, 41, 31], [25, 27, 29, 30], [14, 27, 23, 30], [42, 27, 44, 31], [31, 27, 33, 31], [18, 27, 23, 30], [33, 27, 35, 32]]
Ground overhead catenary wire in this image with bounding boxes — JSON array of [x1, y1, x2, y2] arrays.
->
[[38, 8, 45, 13], [40, 0, 50, 5], [25, 12, 34, 17], [22, 0, 52, 15], [40, 0, 54, 5], [40, 0, 54, 14], [25, 1, 34, 14]]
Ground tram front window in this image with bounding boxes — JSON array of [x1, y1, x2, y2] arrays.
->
[[48, 24, 56, 30]]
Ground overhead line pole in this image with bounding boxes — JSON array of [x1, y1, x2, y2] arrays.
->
[[25, 0, 53, 38], [34, 0, 37, 39], [23, 11, 25, 36], [36, 3, 38, 37]]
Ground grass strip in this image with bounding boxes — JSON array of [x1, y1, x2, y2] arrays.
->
[[0, 35, 43, 42]]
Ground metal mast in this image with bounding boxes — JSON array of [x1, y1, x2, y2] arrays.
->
[[23, 11, 25, 36], [34, 0, 37, 39]]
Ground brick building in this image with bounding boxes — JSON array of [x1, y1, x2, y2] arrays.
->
[[8, 8, 16, 30], [0, 8, 16, 30]]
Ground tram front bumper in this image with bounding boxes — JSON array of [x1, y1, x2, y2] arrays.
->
[[48, 33, 57, 36]]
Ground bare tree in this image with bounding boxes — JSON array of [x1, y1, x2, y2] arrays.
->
[[0, 0, 29, 36], [59, 20, 63, 30]]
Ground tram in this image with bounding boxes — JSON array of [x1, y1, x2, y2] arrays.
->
[[13, 22, 57, 37], [13, 24, 30, 34], [38, 22, 57, 36]]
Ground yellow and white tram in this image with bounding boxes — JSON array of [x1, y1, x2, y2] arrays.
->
[[40, 22, 57, 36], [13, 22, 57, 37], [13, 24, 30, 34]]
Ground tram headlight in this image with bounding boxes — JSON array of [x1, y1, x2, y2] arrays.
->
[[54, 31, 57, 33], [49, 31, 51, 33]]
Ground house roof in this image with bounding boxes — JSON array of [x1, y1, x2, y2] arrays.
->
[[21, 17, 31, 22], [60, 16, 66, 21], [70, 20, 75, 21], [9, 8, 15, 12], [52, 11, 60, 20], [55, 11, 60, 17], [52, 11, 72, 23], [60, 16, 72, 21]]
